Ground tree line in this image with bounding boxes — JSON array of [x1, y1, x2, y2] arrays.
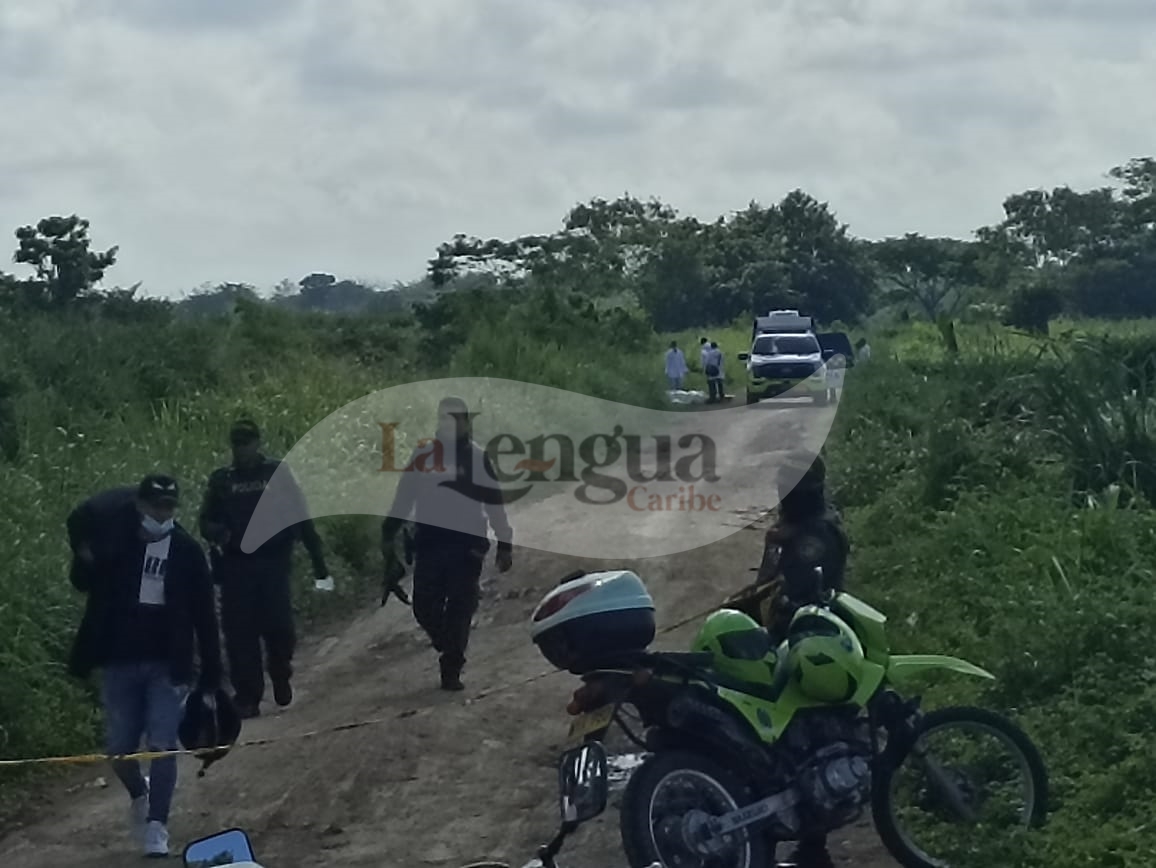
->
[[3, 155, 1155, 333]]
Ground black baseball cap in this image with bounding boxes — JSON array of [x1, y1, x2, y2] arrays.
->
[[138, 474, 180, 505], [229, 419, 261, 444]]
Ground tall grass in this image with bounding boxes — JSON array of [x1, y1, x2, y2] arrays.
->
[[826, 321, 1156, 865]]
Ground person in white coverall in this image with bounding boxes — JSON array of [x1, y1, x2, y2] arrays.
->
[[665, 341, 689, 390]]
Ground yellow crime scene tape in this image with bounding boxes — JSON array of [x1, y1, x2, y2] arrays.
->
[[0, 591, 747, 770]]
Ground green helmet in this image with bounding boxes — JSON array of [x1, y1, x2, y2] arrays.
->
[[783, 605, 865, 703], [691, 609, 778, 685]]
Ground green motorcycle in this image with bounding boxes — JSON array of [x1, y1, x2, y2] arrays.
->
[[529, 569, 1049, 868]]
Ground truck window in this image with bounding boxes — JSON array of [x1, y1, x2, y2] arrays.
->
[[753, 335, 820, 355]]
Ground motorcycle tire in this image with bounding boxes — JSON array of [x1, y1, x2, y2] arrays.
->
[[871, 705, 1049, 868], [619, 749, 771, 868]]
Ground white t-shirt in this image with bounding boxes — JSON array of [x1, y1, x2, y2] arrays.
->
[[138, 535, 172, 606]]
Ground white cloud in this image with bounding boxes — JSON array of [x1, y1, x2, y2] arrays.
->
[[0, 0, 1153, 296]]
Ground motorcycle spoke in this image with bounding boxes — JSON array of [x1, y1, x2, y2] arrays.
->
[[647, 770, 752, 868], [887, 720, 1039, 865]]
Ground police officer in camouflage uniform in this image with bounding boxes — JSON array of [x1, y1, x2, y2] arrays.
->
[[726, 451, 848, 868], [198, 419, 330, 719]]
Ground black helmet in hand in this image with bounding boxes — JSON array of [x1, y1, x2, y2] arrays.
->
[[179, 687, 242, 777]]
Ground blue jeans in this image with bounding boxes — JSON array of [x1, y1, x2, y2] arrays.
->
[[101, 662, 188, 824]]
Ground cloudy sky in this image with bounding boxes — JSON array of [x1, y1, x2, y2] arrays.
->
[[1, 0, 1153, 298]]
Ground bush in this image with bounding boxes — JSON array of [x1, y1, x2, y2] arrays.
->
[[826, 320, 1156, 864], [1005, 280, 1064, 334]]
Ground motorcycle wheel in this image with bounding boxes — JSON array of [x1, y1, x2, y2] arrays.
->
[[619, 749, 771, 868], [871, 705, 1049, 868]]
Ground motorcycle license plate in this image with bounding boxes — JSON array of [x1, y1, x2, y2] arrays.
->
[[566, 704, 615, 746]]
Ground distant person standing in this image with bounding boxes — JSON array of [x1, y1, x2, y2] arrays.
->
[[198, 419, 331, 719], [665, 341, 689, 390], [825, 353, 846, 403], [704, 341, 726, 403], [700, 337, 711, 370], [66, 474, 223, 858], [856, 338, 872, 363]]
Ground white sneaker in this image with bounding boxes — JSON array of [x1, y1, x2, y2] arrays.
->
[[129, 794, 148, 844], [144, 820, 169, 858]]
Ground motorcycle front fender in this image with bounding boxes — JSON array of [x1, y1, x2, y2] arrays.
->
[[886, 654, 994, 682]]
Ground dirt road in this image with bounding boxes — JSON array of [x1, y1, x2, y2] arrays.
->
[[1, 400, 899, 868]]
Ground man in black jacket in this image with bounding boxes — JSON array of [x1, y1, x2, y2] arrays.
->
[[381, 396, 513, 691], [66, 474, 222, 859], [198, 419, 330, 719]]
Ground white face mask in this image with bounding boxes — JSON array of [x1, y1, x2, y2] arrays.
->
[[141, 515, 175, 537]]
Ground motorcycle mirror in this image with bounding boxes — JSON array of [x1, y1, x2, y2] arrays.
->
[[557, 741, 609, 824], [182, 828, 257, 866]]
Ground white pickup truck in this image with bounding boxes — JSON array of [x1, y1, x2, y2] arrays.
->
[[738, 310, 852, 405]]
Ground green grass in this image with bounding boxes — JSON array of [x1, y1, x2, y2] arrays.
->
[[821, 320, 1156, 865]]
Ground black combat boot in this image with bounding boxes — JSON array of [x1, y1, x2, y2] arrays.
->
[[439, 658, 464, 691]]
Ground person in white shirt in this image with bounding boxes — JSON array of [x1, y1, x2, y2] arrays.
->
[[700, 337, 711, 370], [856, 338, 872, 363], [665, 341, 689, 390]]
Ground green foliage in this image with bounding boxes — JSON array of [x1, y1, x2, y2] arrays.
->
[[826, 320, 1156, 864], [428, 190, 874, 333], [869, 233, 982, 321], [1005, 278, 1064, 333], [9, 215, 118, 307]]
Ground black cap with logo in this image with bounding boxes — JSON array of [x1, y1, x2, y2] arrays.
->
[[138, 474, 180, 506]]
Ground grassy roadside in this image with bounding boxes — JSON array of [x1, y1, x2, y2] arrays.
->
[[818, 321, 1156, 865]]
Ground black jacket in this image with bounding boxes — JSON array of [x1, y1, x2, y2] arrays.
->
[[66, 487, 223, 687], [381, 436, 514, 555], [198, 455, 328, 576]]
